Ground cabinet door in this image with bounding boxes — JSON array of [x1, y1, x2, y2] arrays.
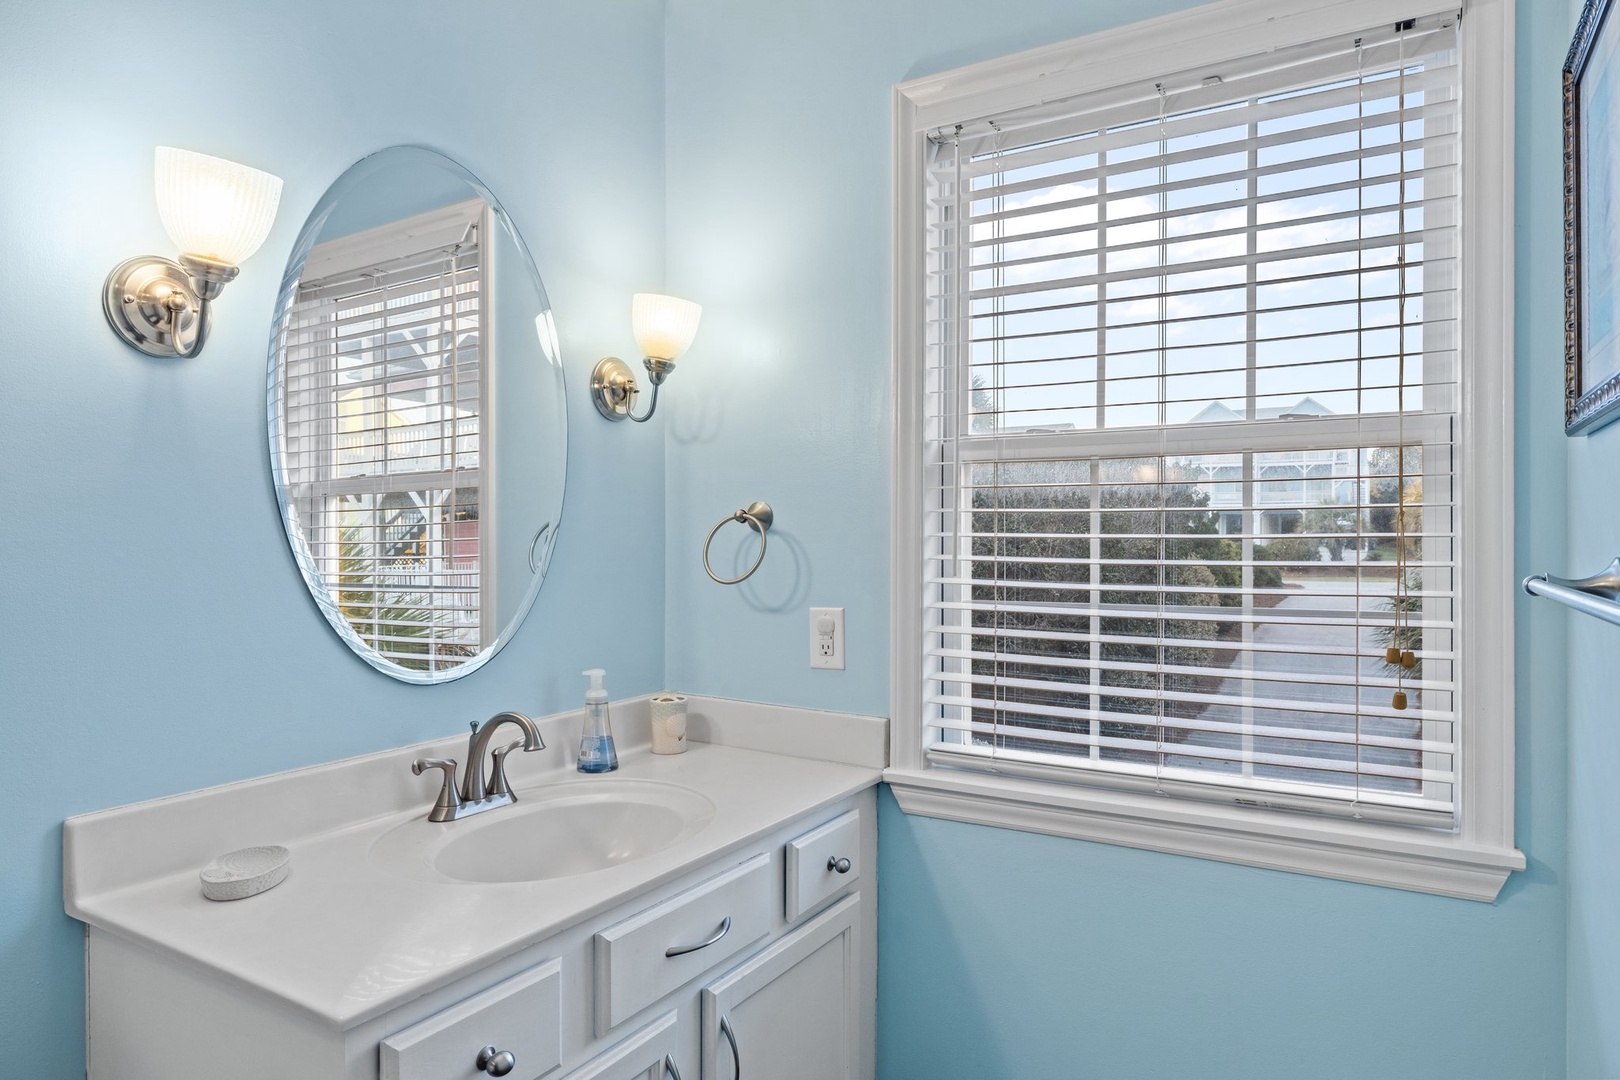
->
[[559, 1011, 688, 1080], [699, 894, 860, 1080]]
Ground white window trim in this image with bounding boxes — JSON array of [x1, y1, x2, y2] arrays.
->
[[887, 0, 1523, 902]]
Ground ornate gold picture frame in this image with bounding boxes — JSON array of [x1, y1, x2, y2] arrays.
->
[[1567, 0, 1620, 434]]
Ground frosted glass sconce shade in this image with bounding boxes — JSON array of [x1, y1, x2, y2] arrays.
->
[[631, 293, 702, 362], [103, 147, 284, 359], [154, 147, 283, 265], [591, 293, 704, 422]]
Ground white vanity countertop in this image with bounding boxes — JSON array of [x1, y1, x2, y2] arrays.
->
[[63, 696, 885, 1030]]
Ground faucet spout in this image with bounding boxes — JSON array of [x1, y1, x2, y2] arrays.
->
[[460, 711, 545, 802]]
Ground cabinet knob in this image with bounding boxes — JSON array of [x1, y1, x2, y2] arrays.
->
[[827, 856, 852, 874], [476, 1045, 516, 1077]]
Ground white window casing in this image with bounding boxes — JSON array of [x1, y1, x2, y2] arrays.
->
[[888, 0, 1523, 901]]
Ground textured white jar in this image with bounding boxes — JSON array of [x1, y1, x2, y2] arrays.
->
[[650, 694, 687, 754]]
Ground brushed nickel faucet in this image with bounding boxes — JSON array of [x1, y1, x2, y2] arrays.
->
[[410, 711, 545, 822]]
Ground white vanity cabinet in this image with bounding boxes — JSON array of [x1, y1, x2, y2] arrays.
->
[[80, 786, 876, 1080], [699, 894, 863, 1080], [564, 797, 872, 1080]]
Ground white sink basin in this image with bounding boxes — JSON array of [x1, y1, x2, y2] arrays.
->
[[370, 778, 716, 884]]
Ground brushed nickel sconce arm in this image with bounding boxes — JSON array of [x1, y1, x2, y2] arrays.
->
[[591, 356, 674, 422], [104, 254, 238, 358]]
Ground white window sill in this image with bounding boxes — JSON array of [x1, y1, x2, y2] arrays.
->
[[883, 767, 1525, 902]]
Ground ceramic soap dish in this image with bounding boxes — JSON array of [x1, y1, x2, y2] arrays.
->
[[200, 845, 290, 902]]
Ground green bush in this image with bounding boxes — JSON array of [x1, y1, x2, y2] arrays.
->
[[1255, 536, 1320, 564]]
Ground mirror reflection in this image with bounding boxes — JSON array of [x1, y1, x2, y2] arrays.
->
[[269, 147, 566, 683]]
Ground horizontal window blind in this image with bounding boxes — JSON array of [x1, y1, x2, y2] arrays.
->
[[922, 14, 1459, 825], [278, 205, 485, 674]]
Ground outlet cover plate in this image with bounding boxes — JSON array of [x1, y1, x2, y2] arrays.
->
[[810, 607, 845, 670]]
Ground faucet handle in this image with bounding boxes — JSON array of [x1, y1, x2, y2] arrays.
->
[[487, 739, 529, 799], [411, 758, 463, 821]]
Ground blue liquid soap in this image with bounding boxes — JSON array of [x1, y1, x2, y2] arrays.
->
[[578, 734, 619, 773], [578, 668, 619, 773]]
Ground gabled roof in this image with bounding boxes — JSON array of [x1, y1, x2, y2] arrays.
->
[[1187, 396, 1333, 424]]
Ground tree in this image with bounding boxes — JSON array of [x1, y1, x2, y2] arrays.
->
[[963, 459, 1230, 757], [336, 526, 477, 672], [1366, 446, 1424, 544], [1302, 505, 1355, 561]]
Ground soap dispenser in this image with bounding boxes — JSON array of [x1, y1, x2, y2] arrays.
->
[[578, 668, 619, 773]]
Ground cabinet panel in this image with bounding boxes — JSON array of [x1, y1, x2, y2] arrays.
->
[[559, 1011, 685, 1080], [784, 809, 861, 922], [379, 957, 561, 1080], [700, 894, 860, 1080], [595, 854, 774, 1035]]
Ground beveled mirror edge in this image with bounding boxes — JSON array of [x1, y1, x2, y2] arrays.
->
[[265, 145, 568, 684]]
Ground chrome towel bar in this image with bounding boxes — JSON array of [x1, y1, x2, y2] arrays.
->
[[1523, 557, 1620, 628]]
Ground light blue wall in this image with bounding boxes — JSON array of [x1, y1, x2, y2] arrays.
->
[[663, 1, 1572, 1077], [1562, 0, 1620, 1067], [0, 3, 667, 1075], [0, 2, 1587, 1076]]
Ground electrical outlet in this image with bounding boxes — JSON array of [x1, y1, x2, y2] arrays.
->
[[809, 607, 845, 670]]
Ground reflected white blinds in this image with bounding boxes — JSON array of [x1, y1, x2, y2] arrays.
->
[[278, 201, 486, 674], [921, 15, 1460, 825]]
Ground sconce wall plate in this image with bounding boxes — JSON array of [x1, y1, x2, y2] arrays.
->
[[591, 356, 639, 420], [102, 255, 235, 358], [591, 355, 675, 422]]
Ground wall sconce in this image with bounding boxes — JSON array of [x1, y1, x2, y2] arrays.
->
[[103, 147, 283, 358], [590, 293, 702, 422]]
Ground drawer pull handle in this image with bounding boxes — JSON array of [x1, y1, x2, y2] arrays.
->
[[827, 856, 852, 874], [720, 1014, 741, 1079], [665, 1053, 685, 1080], [476, 1045, 516, 1077], [665, 915, 732, 958]]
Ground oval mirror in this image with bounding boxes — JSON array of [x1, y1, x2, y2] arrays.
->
[[268, 147, 565, 683]]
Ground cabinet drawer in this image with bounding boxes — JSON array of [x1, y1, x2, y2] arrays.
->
[[784, 809, 861, 922], [593, 853, 773, 1035], [380, 958, 561, 1080]]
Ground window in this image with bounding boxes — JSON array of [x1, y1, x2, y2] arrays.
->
[[278, 199, 488, 674], [889, 0, 1523, 900]]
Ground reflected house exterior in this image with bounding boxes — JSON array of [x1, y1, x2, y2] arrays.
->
[[1180, 397, 1361, 538]]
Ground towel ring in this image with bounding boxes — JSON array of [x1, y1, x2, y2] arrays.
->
[[703, 501, 774, 585], [526, 522, 553, 575]]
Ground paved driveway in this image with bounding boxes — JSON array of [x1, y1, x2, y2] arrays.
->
[[1164, 577, 1426, 794]]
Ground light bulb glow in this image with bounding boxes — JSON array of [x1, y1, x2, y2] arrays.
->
[[632, 293, 702, 361], [154, 147, 283, 266]]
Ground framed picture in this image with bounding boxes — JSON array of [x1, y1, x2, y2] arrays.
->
[[1567, 0, 1620, 434]]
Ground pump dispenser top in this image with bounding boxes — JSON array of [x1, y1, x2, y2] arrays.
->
[[578, 668, 618, 773], [584, 668, 608, 703]]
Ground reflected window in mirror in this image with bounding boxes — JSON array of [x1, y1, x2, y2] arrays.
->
[[280, 198, 489, 674]]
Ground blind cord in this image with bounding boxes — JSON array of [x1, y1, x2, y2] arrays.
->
[[1390, 24, 1418, 711]]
